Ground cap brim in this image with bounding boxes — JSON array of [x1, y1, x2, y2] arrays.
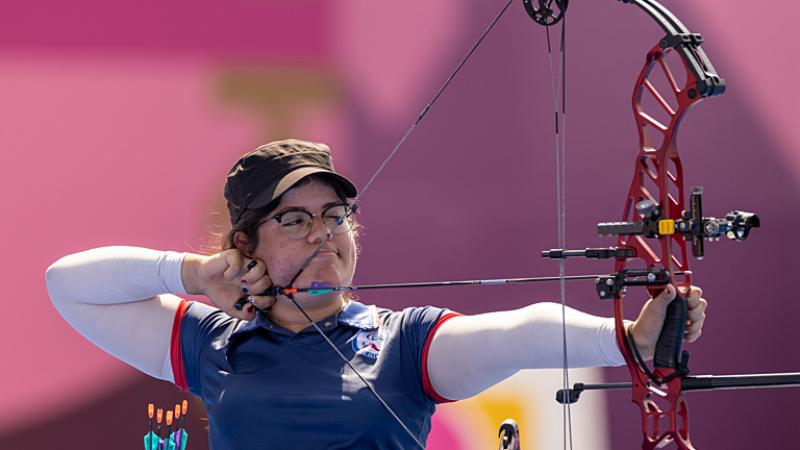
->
[[248, 167, 358, 210]]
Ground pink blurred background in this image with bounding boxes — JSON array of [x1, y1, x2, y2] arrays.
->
[[1, 0, 798, 448]]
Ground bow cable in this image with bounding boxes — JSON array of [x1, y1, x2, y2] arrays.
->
[[544, 15, 574, 450], [356, 0, 515, 203]]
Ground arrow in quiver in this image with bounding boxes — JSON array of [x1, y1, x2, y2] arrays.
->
[[143, 401, 189, 450]]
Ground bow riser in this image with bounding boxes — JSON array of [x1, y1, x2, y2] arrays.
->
[[612, 35, 719, 450]]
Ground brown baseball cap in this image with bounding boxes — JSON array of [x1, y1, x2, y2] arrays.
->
[[224, 139, 358, 225]]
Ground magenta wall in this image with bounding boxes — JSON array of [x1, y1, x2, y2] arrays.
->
[[1, 1, 797, 448]]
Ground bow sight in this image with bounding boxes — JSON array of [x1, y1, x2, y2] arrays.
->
[[545, 186, 760, 265], [595, 187, 759, 258], [540, 185, 763, 303]]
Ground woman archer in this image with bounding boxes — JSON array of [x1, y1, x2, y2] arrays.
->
[[46, 138, 706, 449]]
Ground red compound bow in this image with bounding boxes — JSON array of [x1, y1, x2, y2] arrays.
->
[[536, 1, 798, 449]]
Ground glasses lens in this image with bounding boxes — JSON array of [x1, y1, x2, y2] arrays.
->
[[323, 204, 353, 234], [276, 211, 313, 239]]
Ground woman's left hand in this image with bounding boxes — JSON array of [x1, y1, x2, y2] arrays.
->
[[628, 284, 707, 360]]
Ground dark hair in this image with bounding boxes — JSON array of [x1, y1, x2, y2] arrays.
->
[[222, 174, 356, 255]]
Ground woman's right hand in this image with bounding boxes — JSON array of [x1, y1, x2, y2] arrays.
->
[[184, 250, 276, 320]]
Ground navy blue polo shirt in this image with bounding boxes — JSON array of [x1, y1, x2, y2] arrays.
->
[[170, 299, 458, 449]]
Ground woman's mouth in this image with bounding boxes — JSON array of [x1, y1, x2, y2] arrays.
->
[[314, 250, 338, 259]]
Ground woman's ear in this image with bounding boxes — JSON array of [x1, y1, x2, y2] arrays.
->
[[233, 231, 251, 256]]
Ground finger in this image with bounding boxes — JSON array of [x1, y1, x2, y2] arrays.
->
[[233, 295, 250, 311], [685, 285, 704, 308], [241, 259, 267, 285], [237, 303, 257, 321], [223, 251, 244, 281], [249, 295, 277, 310], [685, 314, 705, 335], [687, 298, 707, 322], [247, 276, 273, 296], [233, 294, 273, 312], [685, 328, 702, 343], [685, 315, 705, 343], [652, 284, 677, 310], [226, 298, 257, 321]]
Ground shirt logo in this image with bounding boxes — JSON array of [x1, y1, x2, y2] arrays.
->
[[352, 328, 388, 360]]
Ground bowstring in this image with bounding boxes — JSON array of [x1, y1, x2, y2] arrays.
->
[[284, 292, 428, 449], [545, 13, 573, 450], [356, 0, 515, 203], [279, 2, 516, 448], [276, 233, 428, 450]]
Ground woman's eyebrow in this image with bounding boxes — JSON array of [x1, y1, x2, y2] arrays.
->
[[322, 201, 347, 209], [272, 206, 308, 216], [273, 201, 345, 215]]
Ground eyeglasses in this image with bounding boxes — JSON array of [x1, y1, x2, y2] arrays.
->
[[260, 203, 358, 240]]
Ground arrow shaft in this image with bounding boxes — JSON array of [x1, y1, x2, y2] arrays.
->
[[291, 273, 629, 296]]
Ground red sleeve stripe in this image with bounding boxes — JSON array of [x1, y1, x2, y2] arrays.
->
[[421, 312, 461, 403], [170, 299, 190, 391]]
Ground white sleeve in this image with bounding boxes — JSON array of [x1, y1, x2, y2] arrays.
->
[[45, 246, 189, 381], [426, 302, 626, 401]]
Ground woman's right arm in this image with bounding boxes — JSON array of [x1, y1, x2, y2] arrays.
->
[[46, 246, 196, 382], [46, 246, 276, 382]]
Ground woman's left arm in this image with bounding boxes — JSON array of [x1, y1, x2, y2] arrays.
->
[[426, 285, 706, 401]]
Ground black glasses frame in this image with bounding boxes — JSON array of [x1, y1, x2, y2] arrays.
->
[[258, 203, 359, 239]]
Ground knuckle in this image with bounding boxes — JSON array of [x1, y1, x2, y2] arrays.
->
[[249, 280, 269, 292], [694, 286, 704, 296], [254, 263, 267, 277]]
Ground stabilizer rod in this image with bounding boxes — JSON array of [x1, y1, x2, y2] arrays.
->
[[556, 372, 800, 404]]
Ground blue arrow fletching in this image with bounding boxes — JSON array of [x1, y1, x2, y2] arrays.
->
[[179, 430, 189, 450], [309, 282, 334, 296], [143, 432, 160, 450], [309, 288, 333, 296], [170, 429, 188, 450]]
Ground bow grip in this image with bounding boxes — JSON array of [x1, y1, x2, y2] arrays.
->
[[653, 291, 689, 369]]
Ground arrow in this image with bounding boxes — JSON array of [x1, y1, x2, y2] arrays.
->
[[264, 271, 685, 298], [144, 403, 158, 450]]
